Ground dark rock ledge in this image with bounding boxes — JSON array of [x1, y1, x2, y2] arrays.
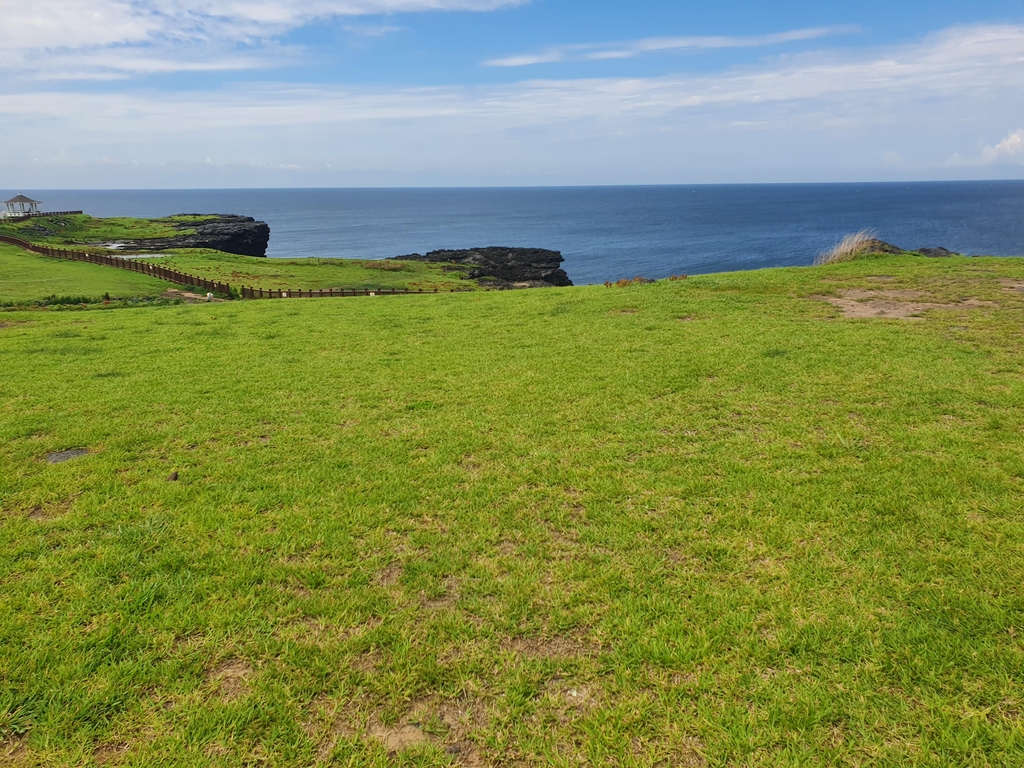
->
[[106, 215, 271, 257], [868, 239, 963, 258], [392, 247, 573, 288]]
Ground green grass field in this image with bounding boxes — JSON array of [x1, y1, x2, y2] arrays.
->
[[0, 214, 211, 245], [3, 254, 1024, 766], [142, 250, 479, 293], [0, 244, 174, 304], [0, 213, 483, 292]]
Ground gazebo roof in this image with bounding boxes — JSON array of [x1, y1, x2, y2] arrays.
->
[[5, 194, 42, 204]]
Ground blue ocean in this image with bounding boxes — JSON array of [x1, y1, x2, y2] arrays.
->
[[21, 182, 1024, 285]]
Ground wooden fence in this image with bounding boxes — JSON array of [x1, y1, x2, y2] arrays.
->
[[3, 211, 83, 222], [1, 234, 469, 300], [0, 234, 232, 296], [241, 286, 448, 299]]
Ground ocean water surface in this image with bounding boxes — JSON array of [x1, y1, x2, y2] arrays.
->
[[23, 183, 1024, 285]]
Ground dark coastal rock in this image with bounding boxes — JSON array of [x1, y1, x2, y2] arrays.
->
[[113, 215, 270, 257], [863, 240, 963, 258], [862, 239, 905, 255], [392, 247, 572, 288]]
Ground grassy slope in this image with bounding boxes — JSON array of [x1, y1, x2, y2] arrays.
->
[[0, 244, 174, 303], [0, 215, 481, 292], [2, 255, 1024, 766], [151, 250, 478, 292], [0, 214, 204, 244]]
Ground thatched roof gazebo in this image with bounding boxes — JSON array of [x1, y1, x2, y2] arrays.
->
[[4, 194, 42, 216]]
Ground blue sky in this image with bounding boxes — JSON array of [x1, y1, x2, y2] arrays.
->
[[2, 0, 1023, 187]]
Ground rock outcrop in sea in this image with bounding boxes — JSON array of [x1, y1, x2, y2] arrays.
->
[[868, 239, 962, 257], [111, 215, 271, 257], [392, 247, 573, 288]]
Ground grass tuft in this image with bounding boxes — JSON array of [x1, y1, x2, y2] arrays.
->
[[815, 230, 880, 266]]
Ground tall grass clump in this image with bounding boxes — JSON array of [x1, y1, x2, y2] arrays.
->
[[815, 230, 879, 266]]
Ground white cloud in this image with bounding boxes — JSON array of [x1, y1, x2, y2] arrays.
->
[[947, 128, 1024, 166], [342, 23, 403, 36], [981, 129, 1024, 164], [484, 26, 858, 67], [3, 23, 1024, 185], [0, 0, 524, 77]]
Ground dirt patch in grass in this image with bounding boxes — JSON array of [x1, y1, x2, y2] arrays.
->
[[368, 719, 429, 752], [94, 741, 129, 765], [313, 696, 490, 765], [25, 497, 77, 521], [375, 563, 403, 588], [544, 680, 599, 714], [421, 576, 460, 611], [843, 289, 929, 300], [1, 736, 28, 766], [810, 289, 996, 320], [303, 695, 358, 762], [651, 739, 708, 768], [503, 634, 601, 660], [459, 454, 483, 478], [161, 289, 227, 303], [352, 648, 383, 674], [208, 658, 252, 701], [28, 507, 55, 522], [389, 697, 490, 765]]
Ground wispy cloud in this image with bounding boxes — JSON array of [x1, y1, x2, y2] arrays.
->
[[342, 23, 403, 37], [0, 0, 525, 78], [3, 24, 1024, 185], [484, 26, 858, 67]]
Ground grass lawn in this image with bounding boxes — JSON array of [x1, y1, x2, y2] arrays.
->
[[0, 215, 210, 245], [0, 240, 477, 300], [0, 213, 484, 292], [0, 244, 174, 304], [147, 250, 480, 293], [2, 254, 1024, 766]]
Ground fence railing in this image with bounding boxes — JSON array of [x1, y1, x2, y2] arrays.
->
[[1, 211, 84, 221], [241, 286, 449, 299], [1, 234, 470, 300], [0, 234, 232, 296]]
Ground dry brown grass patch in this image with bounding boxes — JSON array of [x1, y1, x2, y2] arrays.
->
[[375, 563, 403, 588], [421, 576, 460, 611], [810, 289, 996, 320], [352, 648, 383, 674], [315, 696, 491, 765], [94, 741, 129, 765], [1, 736, 28, 766], [207, 658, 253, 701], [502, 633, 600, 660]]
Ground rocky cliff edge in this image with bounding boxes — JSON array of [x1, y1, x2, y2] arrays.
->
[[113, 215, 270, 257], [392, 247, 572, 288]]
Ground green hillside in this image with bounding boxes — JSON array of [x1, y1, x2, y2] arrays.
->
[[2, 253, 1024, 766], [0, 214, 208, 244], [0, 214, 482, 293], [0, 244, 174, 304]]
